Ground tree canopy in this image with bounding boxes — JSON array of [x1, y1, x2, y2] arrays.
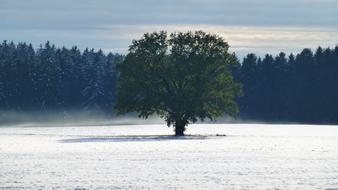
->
[[115, 31, 242, 136], [235, 47, 338, 123], [0, 41, 122, 113]]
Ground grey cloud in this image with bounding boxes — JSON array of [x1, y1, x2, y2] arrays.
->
[[2, 0, 338, 29], [1, 0, 338, 56]]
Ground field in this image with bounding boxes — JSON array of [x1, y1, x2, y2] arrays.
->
[[1, 123, 338, 189]]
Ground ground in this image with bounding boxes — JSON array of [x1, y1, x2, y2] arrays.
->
[[1, 123, 338, 189]]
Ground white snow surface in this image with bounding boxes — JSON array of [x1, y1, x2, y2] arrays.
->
[[1, 123, 338, 190]]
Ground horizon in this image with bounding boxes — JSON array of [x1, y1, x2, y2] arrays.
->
[[2, 38, 336, 61]]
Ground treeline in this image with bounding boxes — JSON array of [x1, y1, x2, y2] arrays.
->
[[0, 41, 122, 113], [234, 46, 338, 123], [1, 40, 338, 123]]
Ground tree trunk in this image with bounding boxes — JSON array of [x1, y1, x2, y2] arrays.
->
[[174, 119, 186, 136]]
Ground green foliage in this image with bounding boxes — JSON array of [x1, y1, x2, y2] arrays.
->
[[115, 31, 242, 135], [0, 40, 122, 112], [235, 46, 338, 123]]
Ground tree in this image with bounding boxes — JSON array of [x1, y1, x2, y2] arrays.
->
[[115, 31, 242, 136], [82, 49, 107, 110], [238, 53, 258, 117]]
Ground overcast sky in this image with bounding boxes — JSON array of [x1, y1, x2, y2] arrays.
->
[[1, 0, 338, 57]]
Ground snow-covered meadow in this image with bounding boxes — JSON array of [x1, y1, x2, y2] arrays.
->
[[1, 123, 338, 189]]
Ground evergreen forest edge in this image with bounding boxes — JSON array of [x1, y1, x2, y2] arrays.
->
[[1, 40, 338, 124]]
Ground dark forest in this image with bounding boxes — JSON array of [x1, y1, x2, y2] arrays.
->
[[1, 40, 338, 124]]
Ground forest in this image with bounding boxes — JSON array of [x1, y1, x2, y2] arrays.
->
[[233, 47, 338, 123], [1, 40, 338, 124], [0, 41, 122, 113]]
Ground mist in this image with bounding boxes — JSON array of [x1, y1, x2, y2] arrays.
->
[[0, 110, 257, 128], [0, 110, 167, 127]]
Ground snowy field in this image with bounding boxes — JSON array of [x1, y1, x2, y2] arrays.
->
[[1, 123, 338, 190]]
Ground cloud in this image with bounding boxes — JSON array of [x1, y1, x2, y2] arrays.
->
[[99, 24, 338, 57], [2, 0, 338, 28], [2, 24, 337, 59], [1, 0, 338, 57]]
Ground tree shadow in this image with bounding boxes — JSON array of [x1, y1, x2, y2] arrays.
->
[[58, 135, 216, 143]]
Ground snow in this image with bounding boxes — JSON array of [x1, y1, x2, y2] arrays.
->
[[1, 124, 338, 189]]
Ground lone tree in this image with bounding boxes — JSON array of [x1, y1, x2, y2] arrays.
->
[[115, 31, 242, 136]]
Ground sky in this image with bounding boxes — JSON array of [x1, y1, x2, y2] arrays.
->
[[1, 0, 338, 58]]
